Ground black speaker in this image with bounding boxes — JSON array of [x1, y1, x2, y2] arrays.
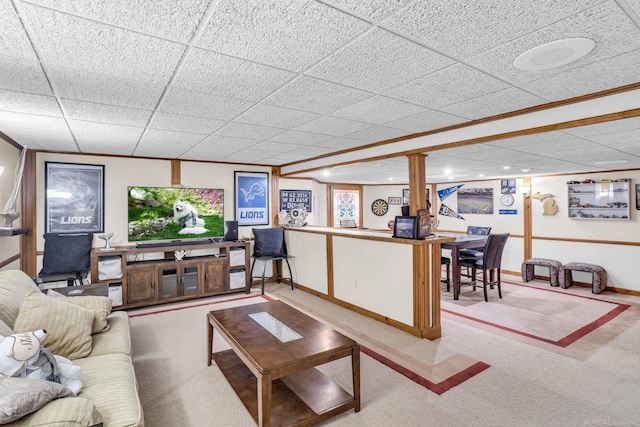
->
[[224, 220, 238, 241]]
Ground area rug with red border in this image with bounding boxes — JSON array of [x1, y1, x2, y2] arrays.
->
[[441, 280, 630, 349]]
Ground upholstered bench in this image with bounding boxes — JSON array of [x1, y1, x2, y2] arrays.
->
[[559, 262, 607, 294], [521, 258, 562, 286]]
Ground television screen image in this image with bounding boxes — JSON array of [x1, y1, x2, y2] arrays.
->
[[393, 216, 418, 239], [128, 187, 224, 242]]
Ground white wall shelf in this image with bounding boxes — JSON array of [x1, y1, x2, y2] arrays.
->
[[567, 181, 630, 220]]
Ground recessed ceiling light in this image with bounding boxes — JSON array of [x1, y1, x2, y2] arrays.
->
[[521, 168, 530, 172], [593, 160, 629, 165], [478, 173, 485, 177], [503, 166, 511, 170], [322, 169, 330, 177], [388, 177, 394, 181], [444, 168, 452, 175], [514, 38, 595, 71]]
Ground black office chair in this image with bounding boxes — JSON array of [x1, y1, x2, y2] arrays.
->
[[37, 233, 94, 286], [459, 233, 510, 301], [250, 227, 294, 295]]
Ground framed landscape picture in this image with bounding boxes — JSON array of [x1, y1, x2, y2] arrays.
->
[[235, 171, 269, 226], [44, 162, 104, 233]]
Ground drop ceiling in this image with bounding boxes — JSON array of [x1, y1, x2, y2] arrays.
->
[[1, 0, 640, 184]]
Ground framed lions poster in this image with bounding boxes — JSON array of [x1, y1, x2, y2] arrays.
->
[[234, 171, 269, 226], [44, 162, 104, 233]]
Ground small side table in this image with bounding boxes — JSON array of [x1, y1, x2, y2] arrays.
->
[[48, 282, 108, 297]]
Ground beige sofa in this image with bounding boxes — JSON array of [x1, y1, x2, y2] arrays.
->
[[0, 270, 143, 426]]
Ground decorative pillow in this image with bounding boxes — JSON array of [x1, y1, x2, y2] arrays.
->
[[0, 377, 74, 424], [39, 233, 93, 277], [252, 227, 286, 257], [0, 318, 12, 337], [13, 291, 94, 359], [0, 270, 40, 329], [60, 296, 112, 334]]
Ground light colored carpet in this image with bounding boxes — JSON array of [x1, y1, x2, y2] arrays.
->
[[129, 274, 640, 426]]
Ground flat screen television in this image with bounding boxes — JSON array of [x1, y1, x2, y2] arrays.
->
[[393, 216, 418, 239], [416, 208, 433, 239], [127, 186, 224, 242]]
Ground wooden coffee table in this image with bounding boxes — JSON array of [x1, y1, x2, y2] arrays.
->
[[207, 300, 360, 426]]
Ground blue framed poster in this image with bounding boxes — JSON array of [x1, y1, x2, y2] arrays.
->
[[234, 171, 269, 226]]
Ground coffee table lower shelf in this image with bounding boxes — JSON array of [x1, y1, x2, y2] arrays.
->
[[213, 349, 357, 426]]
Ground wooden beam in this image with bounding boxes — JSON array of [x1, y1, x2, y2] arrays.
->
[[21, 150, 37, 276], [523, 176, 532, 260], [171, 160, 181, 186], [407, 153, 427, 215]]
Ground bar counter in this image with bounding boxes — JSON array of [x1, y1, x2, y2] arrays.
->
[[284, 226, 454, 339]]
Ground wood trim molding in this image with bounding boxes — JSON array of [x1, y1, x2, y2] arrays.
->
[[171, 160, 181, 186], [21, 150, 37, 276], [522, 176, 532, 260], [532, 236, 640, 246], [0, 254, 20, 269]]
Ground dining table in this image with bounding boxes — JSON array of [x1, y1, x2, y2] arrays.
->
[[438, 233, 489, 300]]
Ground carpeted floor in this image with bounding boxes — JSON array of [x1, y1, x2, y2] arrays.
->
[[129, 273, 640, 426]]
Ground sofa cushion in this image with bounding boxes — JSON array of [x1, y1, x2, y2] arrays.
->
[[0, 376, 75, 424], [0, 270, 40, 329], [74, 353, 144, 427], [90, 311, 132, 357], [14, 291, 94, 360], [8, 395, 102, 427], [60, 295, 113, 334]]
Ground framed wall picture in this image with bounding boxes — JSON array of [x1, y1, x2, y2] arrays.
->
[[636, 184, 640, 210], [234, 171, 269, 226], [44, 162, 104, 233], [402, 188, 431, 210], [388, 197, 402, 205], [280, 189, 311, 213]]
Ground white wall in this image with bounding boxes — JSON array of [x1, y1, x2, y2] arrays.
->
[[363, 184, 407, 230]]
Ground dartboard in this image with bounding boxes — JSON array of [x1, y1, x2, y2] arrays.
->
[[371, 199, 389, 216]]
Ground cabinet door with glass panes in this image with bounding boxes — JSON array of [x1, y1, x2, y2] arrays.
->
[[567, 180, 630, 220]]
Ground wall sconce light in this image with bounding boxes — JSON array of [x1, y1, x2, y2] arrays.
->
[[520, 185, 531, 198]]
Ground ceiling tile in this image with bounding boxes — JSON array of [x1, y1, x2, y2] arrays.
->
[[384, 63, 511, 108], [263, 76, 374, 114], [0, 90, 61, 117], [22, 4, 185, 83], [197, 0, 370, 71], [312, 136, 370, 150], [384, 109, 468, 133], [234, 104, 322, 129], [49, 66, 165, 110], [308, 27, 454, 92], [149, 112, 225, 134], [159, 88, 254, 120], [0, 112, 75, 150], [134, 128, 206, 158], [215, 122, 284, 140], [563, 116, 640, 137], [295, 116, 372, 137], [248, 141, 306, 153], [344, 125, 408, 142], [62, 99, 151, 127], [268, 130, 333, 145], [172, 48, 297, 101], [522, 49, 640, 101], [219, 148, 275, 163], [180, 135, 257, 161], [466, 2, 640, 86], [439, 87, 548, 120], [332, 95, 426, 124], [0, 55, 52, 95], [323, 0, 414, 22], [382, 0, 603, 58], [27, 0, 210, 42], [0, 1, 38, 60], [69, 120, 144, 155]]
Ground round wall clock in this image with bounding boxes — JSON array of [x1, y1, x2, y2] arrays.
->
[[371, 199, 389, 216], [501, 193, 515, 206]]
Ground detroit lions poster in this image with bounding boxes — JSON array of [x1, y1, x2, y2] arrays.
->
[[235, 171, 269, 226], [45, 162, 104, 234]]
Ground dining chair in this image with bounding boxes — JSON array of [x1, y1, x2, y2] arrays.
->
[[250, 227, 294, 295], [458, 233, 510, 301], [459, 226, 492, 258], [441, 256, 451, 291]]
